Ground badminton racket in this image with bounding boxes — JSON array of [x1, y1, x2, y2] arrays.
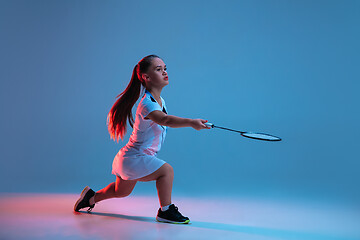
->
[[205, 122, 281, 142]]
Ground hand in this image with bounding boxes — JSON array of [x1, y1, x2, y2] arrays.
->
[[191, 119, 212, 130]]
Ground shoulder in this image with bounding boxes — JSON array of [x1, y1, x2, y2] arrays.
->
[[137, 93, 162, 116], [139, 93, 156, 106]]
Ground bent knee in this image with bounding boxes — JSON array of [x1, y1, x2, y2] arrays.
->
[[162, 163, 174, 178]]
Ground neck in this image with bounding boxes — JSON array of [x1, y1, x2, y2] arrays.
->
[[147, 87, 163, 100]]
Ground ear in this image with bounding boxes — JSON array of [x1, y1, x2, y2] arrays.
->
[[141, 73, 149, 81]]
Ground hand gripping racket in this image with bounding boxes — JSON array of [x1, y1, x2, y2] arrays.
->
[[205, 122, 282, 142]]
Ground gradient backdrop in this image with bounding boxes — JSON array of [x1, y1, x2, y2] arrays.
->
[[1, 0, 359, 205]]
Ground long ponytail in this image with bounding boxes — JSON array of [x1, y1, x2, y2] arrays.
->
[[107, 55, 161, 142]]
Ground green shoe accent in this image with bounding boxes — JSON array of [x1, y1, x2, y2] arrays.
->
[[156, 218, 190, 224]]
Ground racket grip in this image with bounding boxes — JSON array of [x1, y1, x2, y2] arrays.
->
[[204, 122, 214, 128]]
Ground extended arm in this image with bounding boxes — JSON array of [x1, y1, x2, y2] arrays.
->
[[146, 110, 210, 130]]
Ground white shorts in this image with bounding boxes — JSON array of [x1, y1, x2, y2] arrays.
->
[[111, 148, 166, 180]]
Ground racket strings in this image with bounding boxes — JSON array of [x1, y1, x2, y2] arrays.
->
[[242, 132, 281, 141]]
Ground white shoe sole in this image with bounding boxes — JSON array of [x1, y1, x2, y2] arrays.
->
[[156, 216, 190, 224]]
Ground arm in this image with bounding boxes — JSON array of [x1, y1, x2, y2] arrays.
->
[[146, 110, 210, 130]]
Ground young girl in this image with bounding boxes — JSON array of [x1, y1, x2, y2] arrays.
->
[[74, 54, 210, 224]]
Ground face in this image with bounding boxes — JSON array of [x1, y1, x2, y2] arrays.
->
[[142, 58, 169, 88]]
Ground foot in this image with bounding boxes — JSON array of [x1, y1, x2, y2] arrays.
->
[[74, 186, 96, 213], [156, 204, 190, 224]]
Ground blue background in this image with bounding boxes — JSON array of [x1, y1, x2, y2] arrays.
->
[[1, 0, 359, 204]]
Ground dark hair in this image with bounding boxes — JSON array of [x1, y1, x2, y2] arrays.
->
[[107, 54, 161, 142]]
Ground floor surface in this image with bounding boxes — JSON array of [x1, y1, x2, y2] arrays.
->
[[0, 193, 359, 240]]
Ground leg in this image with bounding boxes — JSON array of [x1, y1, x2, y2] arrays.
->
[[94, 176, 137, 203], [137, 163, 174, 207]]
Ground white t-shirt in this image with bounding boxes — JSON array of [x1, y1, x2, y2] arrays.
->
[[124, 89, 168, 155], [111, 89, 168, 180]]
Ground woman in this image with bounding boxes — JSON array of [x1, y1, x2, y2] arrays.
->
[[74, 54, 210, 224]]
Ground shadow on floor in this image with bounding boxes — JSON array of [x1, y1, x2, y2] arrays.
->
[[77, 210, 156, 223], [76, 211, 346, 240]]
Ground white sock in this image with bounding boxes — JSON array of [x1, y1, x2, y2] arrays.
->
[[89, 196, 95, 206], [161, 204, 171, 212]]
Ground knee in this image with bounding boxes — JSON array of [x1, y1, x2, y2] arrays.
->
[[163, 163, 174, 179]]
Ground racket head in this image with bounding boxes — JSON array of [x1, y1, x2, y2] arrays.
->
[[241, 132, 282, 141]]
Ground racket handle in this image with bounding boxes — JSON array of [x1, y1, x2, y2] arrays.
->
[[204, 122, 214, 128]]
